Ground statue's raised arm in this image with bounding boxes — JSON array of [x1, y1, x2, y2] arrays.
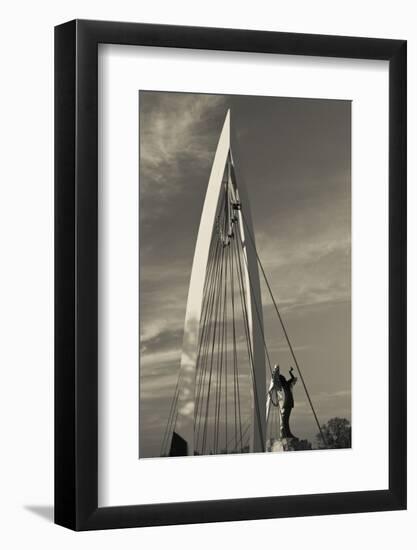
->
[[289, 366, 297, 388]]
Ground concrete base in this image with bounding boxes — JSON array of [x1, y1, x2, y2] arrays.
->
[[266, 437, 303, 452], [266, 438, 285, 452]]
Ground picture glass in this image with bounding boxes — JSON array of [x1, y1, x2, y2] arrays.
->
[[138, 91, 352, 459]]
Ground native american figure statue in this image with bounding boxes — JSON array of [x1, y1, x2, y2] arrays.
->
[[277, 366, 297, 439], [267, 364, 298, 441]]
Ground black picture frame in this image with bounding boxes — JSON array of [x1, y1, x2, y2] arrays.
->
[[55, 19, 407, 531]]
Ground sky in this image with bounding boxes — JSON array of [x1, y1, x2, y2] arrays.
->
[[139, 91, 351, 458]]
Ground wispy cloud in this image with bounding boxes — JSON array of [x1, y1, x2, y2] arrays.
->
[[254, 223, 350, 311], [140, 348, 182, 368], [140, 93, 228, 196]]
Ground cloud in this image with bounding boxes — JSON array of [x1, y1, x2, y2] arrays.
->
[[256, 233, 350, 272], [254, 228, 351, 311], [140, 319, 169, 344], [140, 92, 228, 197], [140, 348, 182, 368]]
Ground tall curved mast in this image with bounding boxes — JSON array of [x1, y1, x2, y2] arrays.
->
[[169, 110, 266, 456]]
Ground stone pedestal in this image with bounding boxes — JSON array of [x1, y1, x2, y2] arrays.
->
[[266, 438, 285, 452]]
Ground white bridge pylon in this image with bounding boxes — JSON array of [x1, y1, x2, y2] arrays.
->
[[169, 110, 267, 456]]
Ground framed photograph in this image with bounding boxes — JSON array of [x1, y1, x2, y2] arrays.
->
[[55, 20, 406, 530]]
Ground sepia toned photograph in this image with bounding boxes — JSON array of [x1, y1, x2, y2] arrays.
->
[[139, 91, 351, 458]]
